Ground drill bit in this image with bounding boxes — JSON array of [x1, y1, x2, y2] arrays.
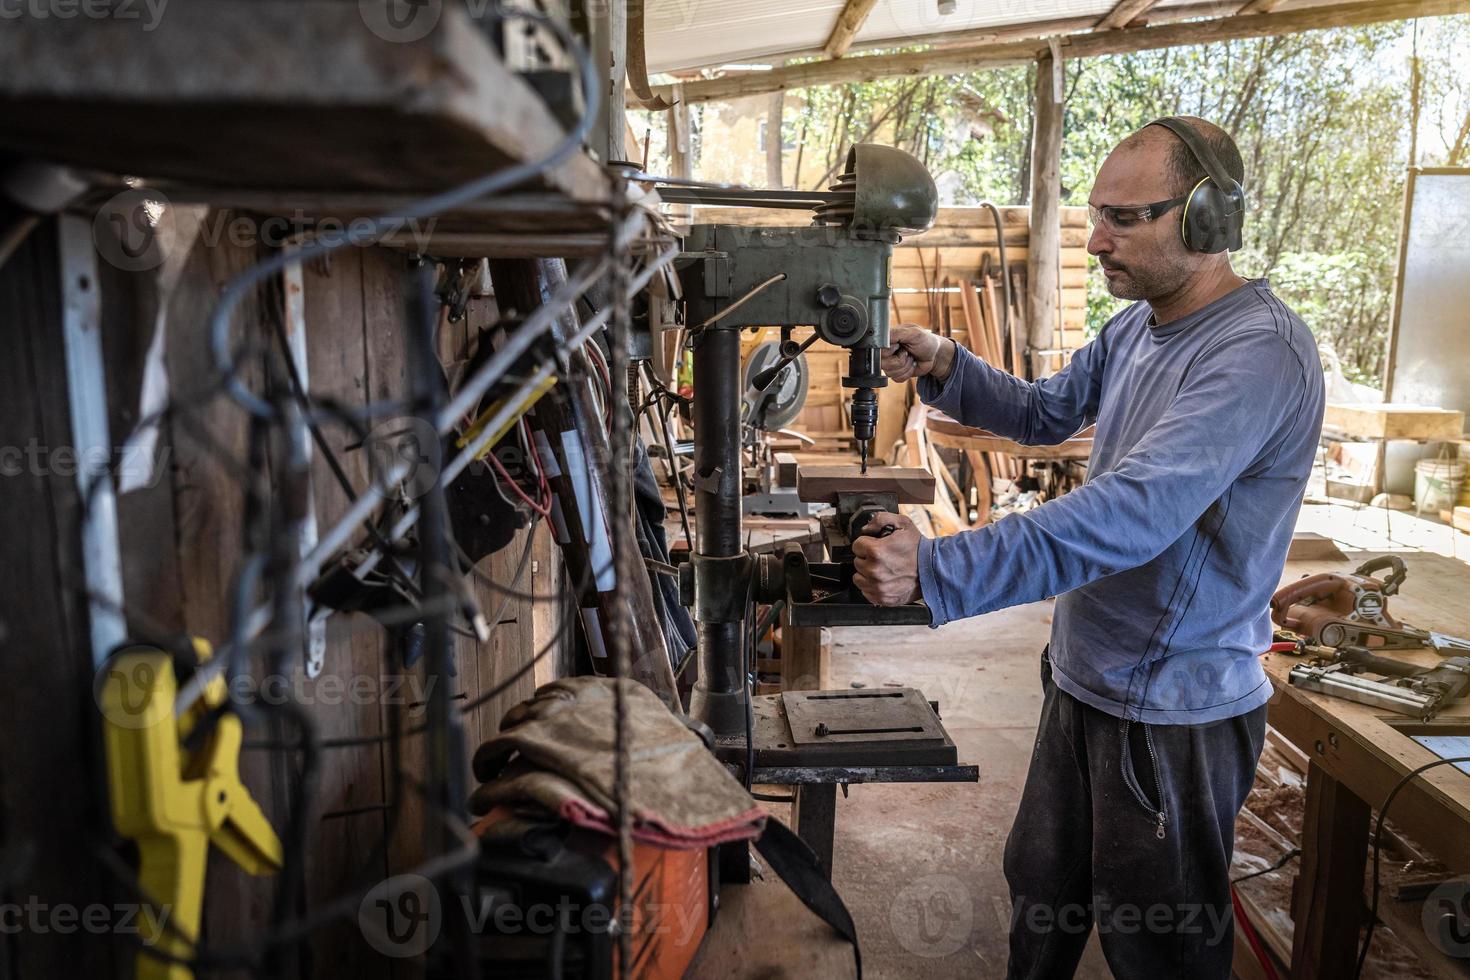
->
[[860, 440, 868, 473]]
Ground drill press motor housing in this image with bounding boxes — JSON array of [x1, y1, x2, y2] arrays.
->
[[677, 143, 938, 469]]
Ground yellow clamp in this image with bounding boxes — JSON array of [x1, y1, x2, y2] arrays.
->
[[100, 639, 282, 980]]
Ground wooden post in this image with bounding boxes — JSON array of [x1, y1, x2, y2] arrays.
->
[[1290, 761, 1371, 980], [1025, 50, 1063, 380], [766, 90, 785, 188], [592, 0, 627, 162]]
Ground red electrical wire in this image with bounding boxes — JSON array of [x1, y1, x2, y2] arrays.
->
[[520, 418, 553, 512], [487, 444, 550, 519], [1231, 885, 1282, 980]]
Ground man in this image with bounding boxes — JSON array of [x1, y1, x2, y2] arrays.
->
[[853, 117, 1324, 978]]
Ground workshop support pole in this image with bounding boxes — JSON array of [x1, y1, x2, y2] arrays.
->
[[1025, 48, 1063, 381], [591, 0, 628, 163], [766, 91, 785, 188], [689, 324, 748, 736]]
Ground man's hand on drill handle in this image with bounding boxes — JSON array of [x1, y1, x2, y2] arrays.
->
[[851, 511, 924, 607], [882, 324, 958, 384]]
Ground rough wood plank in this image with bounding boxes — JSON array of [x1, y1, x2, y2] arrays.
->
[[158, 221, 294, 963], [0, 1, 608, 200], [779, 617, 828, 692], [298, 247, 394, 979], [0, 220, 118, 976], [823, 0, 880, 58], [1323, 402, 1464, 440], [1096, 0, 1163, 30], [646, 0, 1470, 104], [1286, 531, 1347, 562], [795, 464, 936, 504], [1027, 48, 1063, 381]]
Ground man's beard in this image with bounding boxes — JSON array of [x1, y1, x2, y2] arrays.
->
[[1101, 258, 1192, 301]]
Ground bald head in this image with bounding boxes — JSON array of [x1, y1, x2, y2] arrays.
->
[[1121, 116, 1245, 196], [1086, 116, 1244, 306]]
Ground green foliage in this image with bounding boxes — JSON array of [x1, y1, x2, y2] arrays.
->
[[767, 15, 1470, 386]]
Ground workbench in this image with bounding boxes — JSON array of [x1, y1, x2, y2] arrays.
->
[[1264, 550, 1470, 979]]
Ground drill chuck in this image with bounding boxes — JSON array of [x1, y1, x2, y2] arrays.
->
[[851, 387, 878, 442]]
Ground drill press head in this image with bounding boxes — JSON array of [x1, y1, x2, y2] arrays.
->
[[675, 143, 938, 470]]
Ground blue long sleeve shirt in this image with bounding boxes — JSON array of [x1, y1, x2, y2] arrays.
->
[[915, 279, 1324, 724]]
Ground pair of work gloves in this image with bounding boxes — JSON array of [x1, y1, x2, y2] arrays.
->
[[470, 676, 765, 849]]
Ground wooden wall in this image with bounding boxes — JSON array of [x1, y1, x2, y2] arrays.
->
[[0, 212, 571, 977]]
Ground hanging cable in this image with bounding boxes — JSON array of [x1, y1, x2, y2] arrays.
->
[[208, 4, 602, 421], [1355, 755, 1470, 978]]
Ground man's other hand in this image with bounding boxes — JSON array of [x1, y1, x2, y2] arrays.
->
[[882, 324, 956, 383], [851, 511, 924, 607]]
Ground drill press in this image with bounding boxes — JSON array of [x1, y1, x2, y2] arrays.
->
[[667, 143, 937, 734], [658, 146, 976, 883]]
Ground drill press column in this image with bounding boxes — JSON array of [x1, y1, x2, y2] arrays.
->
[[688, 323, 749, 735]]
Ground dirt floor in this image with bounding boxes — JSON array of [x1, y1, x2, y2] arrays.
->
[[816, 598, 1114, 979]]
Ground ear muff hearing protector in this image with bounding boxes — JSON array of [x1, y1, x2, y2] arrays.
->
[[1146, 116, 1246, 254]]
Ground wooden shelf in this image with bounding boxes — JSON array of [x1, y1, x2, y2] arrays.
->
[[1323, 403, 1465, 441], [0, 0, 609, 206]]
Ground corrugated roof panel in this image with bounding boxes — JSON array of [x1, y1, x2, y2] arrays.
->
[[644, 0, 845, 73], [853, 0, 1116, 46], [643, 0, 1124, 73]]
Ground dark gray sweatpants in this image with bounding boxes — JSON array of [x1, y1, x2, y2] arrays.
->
[[1003, 653, 1267, 980]]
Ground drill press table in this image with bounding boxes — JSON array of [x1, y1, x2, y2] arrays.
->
[[715, 688, 979, 879]]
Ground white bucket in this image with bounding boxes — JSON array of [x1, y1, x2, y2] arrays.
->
[[1415, 457, 1466, 514]]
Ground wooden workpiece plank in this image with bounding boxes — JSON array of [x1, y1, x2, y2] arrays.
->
[[1323, 403, 1465, 441], [0, 1, 608, 202], [795, 464, 936, 505]]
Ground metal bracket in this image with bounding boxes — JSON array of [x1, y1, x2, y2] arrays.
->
[[282, 256, 328, 679], [60, 214, 126, 667]]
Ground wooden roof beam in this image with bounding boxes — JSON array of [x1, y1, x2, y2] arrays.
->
[[1096, 0, 1163, 31], [823, 0, 880, 59], [634, 0, 1470, 106]]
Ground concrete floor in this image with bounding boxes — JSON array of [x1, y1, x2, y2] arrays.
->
[[817, 598, 1112, 980], [801, 498, 1470, 979]]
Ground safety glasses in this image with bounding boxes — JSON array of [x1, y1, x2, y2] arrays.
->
[[1087, 192, 1190, 232]]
